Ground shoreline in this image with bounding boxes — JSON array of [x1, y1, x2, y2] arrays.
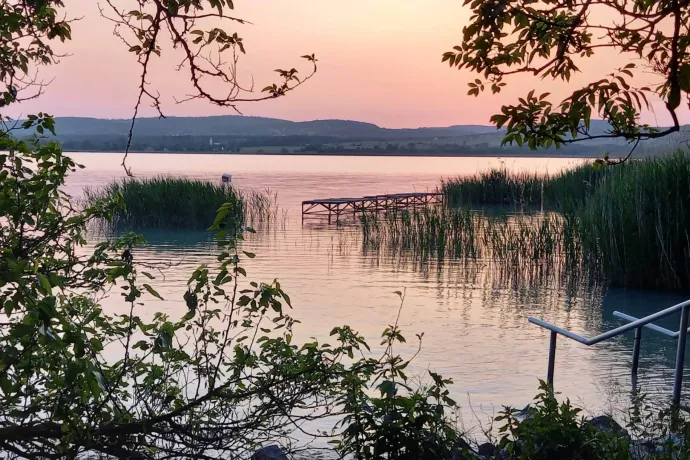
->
[[65, 149, 597, 159]]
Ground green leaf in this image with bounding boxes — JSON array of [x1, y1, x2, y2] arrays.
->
[[38, 273, 52, 293], [143, 284, 164, 300]]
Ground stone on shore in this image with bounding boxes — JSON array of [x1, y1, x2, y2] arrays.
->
[[587, 415, 629, 438], [252, 445, 289, 460]]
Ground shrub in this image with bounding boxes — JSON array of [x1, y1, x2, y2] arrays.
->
[[496, 383, 631, 460], [333, 295, 463, 460]]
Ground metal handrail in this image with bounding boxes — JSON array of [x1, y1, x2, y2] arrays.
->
[[528, 298, 690, 405], [612, 311, 687, 338]]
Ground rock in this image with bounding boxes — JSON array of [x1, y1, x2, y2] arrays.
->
[[477, 442, 496, 457], [587, 415, 629, 439], [251, 445, 289, 460]]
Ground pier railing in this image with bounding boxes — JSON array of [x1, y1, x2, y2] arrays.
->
[[529, 298, 690, 404]]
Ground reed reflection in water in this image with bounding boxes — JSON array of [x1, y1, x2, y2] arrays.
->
[[68, 152, 690, 421]]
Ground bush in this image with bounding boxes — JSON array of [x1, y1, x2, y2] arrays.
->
[[496, 383, 630, 460], [333, 298, 462, 459], [0, 133, 385, 458]]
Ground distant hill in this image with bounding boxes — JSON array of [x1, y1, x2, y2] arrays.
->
[[16, 115, 688, 157], [40, 116, 499, 139]]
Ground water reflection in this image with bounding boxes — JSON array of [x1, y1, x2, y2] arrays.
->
[[69, 152, 690, 421]]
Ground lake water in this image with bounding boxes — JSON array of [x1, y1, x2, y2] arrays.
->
[[65, 152, 690, 430]]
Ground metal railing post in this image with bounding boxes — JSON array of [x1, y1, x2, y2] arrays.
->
[[531, 298, 690, 404], [547, 331, 557, 387], [673, 305, 690, 405], [632, 327, 642, 391]]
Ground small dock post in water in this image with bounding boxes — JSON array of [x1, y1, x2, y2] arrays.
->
[[301, 192, 444, 223]]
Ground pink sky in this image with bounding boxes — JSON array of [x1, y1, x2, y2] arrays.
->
[[8, 0, 690, 128]]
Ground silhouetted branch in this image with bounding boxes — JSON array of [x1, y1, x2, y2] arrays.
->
[[99, 0, 317, 175]]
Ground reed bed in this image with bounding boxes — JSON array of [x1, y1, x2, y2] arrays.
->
[[576, 152, 690, 290], [441, 163, 605, 210], [83, 176, 279, 229], [361, 207, 587, 267], [393, 151, 690, 290], [361, 207, 599, 291], [241, 188, 280, 228]]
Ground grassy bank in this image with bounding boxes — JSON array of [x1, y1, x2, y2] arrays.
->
[[84, 176, 277, 229]]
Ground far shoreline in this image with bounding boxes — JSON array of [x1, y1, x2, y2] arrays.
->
[[65, 149, 598, 159]]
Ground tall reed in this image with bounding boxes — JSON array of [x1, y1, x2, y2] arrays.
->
[[361, 207, 588, 270], [83, 176, 278, 229], [575, 152, 690, 289], [424, 152, 690, 290], [442, 163, 605, 210]]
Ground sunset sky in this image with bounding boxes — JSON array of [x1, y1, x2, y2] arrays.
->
[[8, 0, 690, 128]]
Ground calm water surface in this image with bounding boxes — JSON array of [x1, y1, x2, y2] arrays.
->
[[65, 152, 690, 427]]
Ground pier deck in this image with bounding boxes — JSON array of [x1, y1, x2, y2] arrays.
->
[[302, 192, 443, 222]]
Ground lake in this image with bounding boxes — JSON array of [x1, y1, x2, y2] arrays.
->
[[65, 151, 690, 429]]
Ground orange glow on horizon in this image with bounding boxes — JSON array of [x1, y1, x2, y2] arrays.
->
[[6, 0, 690, 128]]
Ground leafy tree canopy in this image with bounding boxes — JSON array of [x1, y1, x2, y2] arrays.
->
[[0, 2, 463, 459], [445, 0, 690, 157]]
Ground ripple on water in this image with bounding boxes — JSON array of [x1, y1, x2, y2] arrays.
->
[[69, 152, 690, 422]]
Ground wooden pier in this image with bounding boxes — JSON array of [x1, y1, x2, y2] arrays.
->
[[302, 192, 443, 222]]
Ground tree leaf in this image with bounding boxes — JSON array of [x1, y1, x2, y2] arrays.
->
[[143, 284, 164, 300]]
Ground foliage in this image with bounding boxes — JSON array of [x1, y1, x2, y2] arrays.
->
[[0, 124, 466, 459], [0, 0, 72, 108], [4, 127, 690, 457], [0, 132, 374, 457], [101, 0, 317, 174], [361, 207, 585, 271], [626, 393, 690, 459], [440, 153, 690, 290], [83, 176, 281, 230], [496, 382, 630, 460], [445, 0, 690, 158], [1, 0, 316, 174], [1, 0, 314, 111], [0, 1, 478, 457], [333, 294, 462, 460], [443, 169, 547, 207]]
